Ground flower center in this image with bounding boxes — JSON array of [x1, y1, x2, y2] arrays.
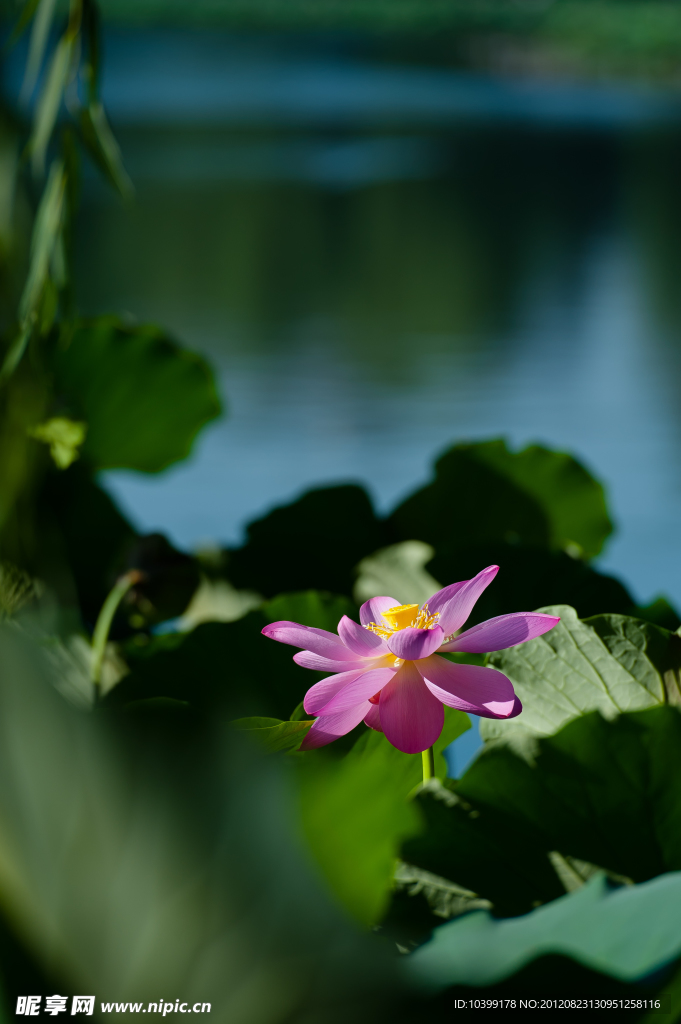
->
[[364, 602, 440, 638]]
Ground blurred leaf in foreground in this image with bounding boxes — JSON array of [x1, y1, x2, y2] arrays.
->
[[0, 622, 403, 1021], [297, 748, 422, 928], [408, 871, 681, 990]]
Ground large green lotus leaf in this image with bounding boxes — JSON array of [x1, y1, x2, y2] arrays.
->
[[387, 439, 612, 559], [403, 707, 681, 922], [297, 748, 422, 928], [482, 606, 676, 744], [227, 485, 389, 598], [0, 624, 402, 1021], [111, 591, 359, 721], [427, 544, 639, 627], [457, 707, 681, 885], [51, 317, 221, 472], [407, 870, 681, 990]]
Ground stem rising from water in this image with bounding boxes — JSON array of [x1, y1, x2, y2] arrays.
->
[[90, 570, 142, 695]]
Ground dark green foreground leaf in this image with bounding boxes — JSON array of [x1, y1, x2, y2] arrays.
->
[[298, 747, 422, 928], [408, 871, 681, 989], [0, 623, 403, 1020]]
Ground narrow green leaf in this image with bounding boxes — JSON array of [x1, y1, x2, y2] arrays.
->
[[3, 157, 66, 378], [30, 34, 74, 177], [20, 0, 59, 103], [408, 871, 681, 989], [79, 102, 133, 201], [7, 0, 42, 47]]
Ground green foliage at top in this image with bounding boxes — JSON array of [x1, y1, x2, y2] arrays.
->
[[51, 318, 221, 472], [389, 439, 612, 559], [409, 870, 681, 989]]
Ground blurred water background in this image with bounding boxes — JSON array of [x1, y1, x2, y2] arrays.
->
[[33, 27, 679, 625], [8, 29, 681, 618]]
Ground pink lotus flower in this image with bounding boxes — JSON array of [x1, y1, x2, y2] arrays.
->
[[262, 565, 559, 754]]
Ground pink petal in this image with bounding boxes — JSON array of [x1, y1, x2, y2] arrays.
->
[[316, 667, 397, 715], [261, 621, 360, 662], [363, 704, 383, 732], [426, 579, 468, 615], [379, 661, 444, 754], [300, 702, 372, 750], [433, 565, 499, 635], [337, 615, 389, 657], [387, 625, 444, 661], [303, 669, 367, 715], [294, 650, 379, 673], [419, 655, 519, 719], [359, 595, 399, 627], [441, 612, 561, 654]]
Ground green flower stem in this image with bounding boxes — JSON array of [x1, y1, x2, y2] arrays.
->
[[422, 746, 435, 783], [90, 570, 141, 693]]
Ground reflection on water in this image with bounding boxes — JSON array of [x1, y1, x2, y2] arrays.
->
[[69, 31, 681, 613]]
